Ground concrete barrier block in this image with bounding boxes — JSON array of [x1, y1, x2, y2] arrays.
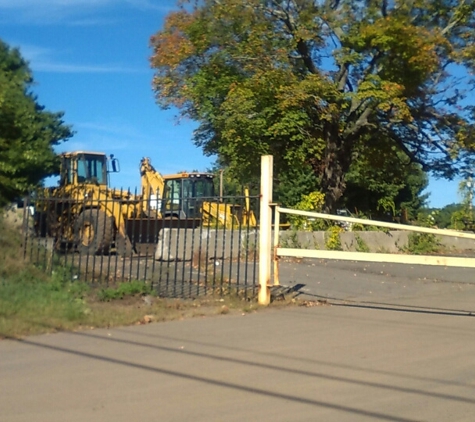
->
[[155, 228, 258, 261]]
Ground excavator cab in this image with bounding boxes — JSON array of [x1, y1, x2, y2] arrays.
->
[[59, 151, 118, 187], [162, 173, 215, 219]]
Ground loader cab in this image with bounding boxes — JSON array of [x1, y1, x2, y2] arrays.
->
[[60, 152, 111, 186], [162, 173, 215, 219]]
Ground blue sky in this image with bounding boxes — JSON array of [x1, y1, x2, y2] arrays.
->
[[0, 0, 466, 208]]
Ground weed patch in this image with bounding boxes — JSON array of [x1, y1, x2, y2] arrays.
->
[[0, 269, 91, 338], [281, 230, 301, 248], [0, 210, 318, 339], [403, 232, 442, 255], [97, 281, 153, 302], [355, 235, 370, 253], [325, 226, 343, 251]]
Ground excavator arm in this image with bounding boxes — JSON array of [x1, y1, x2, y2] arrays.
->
[[140, 157, 165, 215]]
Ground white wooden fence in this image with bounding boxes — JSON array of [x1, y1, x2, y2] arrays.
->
[[257, 155, 475, 304], [272, 207, 475, 288]]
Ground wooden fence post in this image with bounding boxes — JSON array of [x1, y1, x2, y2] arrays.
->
[[259, 155, 273, 305]]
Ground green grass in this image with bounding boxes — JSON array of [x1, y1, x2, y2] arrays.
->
[[0, 210, 312, 339], [97, 280, 153, 301], [354, 234, 370, 253], [0, 269, 272, 338], [0, 269, 90, 337], [0, 259, 258, 338]]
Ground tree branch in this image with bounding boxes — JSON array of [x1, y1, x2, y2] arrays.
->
[[342, 106, 373, 138], [441, 0, 467, 36]]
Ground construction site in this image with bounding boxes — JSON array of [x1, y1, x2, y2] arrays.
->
[[25, 151, 261, 298]]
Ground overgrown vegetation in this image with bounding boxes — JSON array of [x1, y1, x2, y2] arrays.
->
[[287, 191, 327, 231], [401, 212, 442, 254], [0, 215, 90, 337], [0, 268, 90, 337], [97, 281, 153, 302], [403, 233, 442, 255], [280, 230, 301, 249], [354, 235, 370, 253], [325, 226, 343, 251], [0, 211, 294, 339]]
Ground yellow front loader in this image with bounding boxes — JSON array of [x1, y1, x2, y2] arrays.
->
[[34, 151, 143, 255], [34, 152, 257, 256]]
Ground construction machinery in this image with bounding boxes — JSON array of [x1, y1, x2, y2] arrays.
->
[[141, 157, 257, 227], [34, 151, 257, 256], [140, 157, 213, 220], [35, 151, 140, 255]]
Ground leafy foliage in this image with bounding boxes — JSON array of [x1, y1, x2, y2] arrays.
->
[[450, 178, 475, 230], [0, 39, 73, 205], [325, 226, 343, 251], [418, 204, 461, 229], [403, 211, 442, 254], [288, 191, 326, 231], [274, 164, 320, 208], [151, 0, 475, 212], [343, 136, 429, 219], [354, 235, 370, 253], [404, 232, 442, 255]]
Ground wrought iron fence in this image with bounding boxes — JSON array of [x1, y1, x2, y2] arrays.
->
[[23, 188, 259, 299]]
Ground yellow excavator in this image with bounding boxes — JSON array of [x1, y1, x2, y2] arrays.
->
[[34, 151, 256, 255], [140, 157, 257, 228]]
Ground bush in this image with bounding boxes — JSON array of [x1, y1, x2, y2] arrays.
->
[[404, 232, 441, 255], [288, 191, 327, 231], [325, 226, 343, 251]]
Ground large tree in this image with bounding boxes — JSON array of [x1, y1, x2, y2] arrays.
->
[[150, 0, 475, 212], [0, 40, 72, 206], [343, 135, 429, 219]]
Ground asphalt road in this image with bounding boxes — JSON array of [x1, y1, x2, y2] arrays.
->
[[279, 258, 475, 313], [1, 259, 475, 422]]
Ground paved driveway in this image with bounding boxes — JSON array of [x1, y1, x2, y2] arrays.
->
[[2, 285, 475, 422], [279, 258, 475, 313]]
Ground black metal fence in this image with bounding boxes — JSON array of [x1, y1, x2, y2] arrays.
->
[[23, 189, 260, 299]]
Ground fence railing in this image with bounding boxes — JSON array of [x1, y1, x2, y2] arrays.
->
[[23, 189, 260, 299], [273, 207, 475, 285]]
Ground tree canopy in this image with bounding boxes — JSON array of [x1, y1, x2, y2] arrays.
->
[[0, 39, 72, 206], [342, 134, 429, 219], [150, 0, 475, 212]]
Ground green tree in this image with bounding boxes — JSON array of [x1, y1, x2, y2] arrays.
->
[[343, 135, 428, 220], [274, 164, 320, 208], [150, 0, 475, 212], [450, 178, 475, 229], [211, 159, 320, 208], [0, 40, 72, 206], [418, 204, 463, 229]]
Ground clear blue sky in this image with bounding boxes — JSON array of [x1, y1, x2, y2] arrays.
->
[[0, 0, 465, 208]]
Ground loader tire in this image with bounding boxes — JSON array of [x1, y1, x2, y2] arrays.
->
[[74, 209, 114, 255]]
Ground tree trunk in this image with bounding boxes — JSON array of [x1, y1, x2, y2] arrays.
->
[[320, 133, 352, 213]]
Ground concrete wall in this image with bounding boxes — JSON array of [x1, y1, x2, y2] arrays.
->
[[280, 230, 475, 253], [155, 228, 475, 261]]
